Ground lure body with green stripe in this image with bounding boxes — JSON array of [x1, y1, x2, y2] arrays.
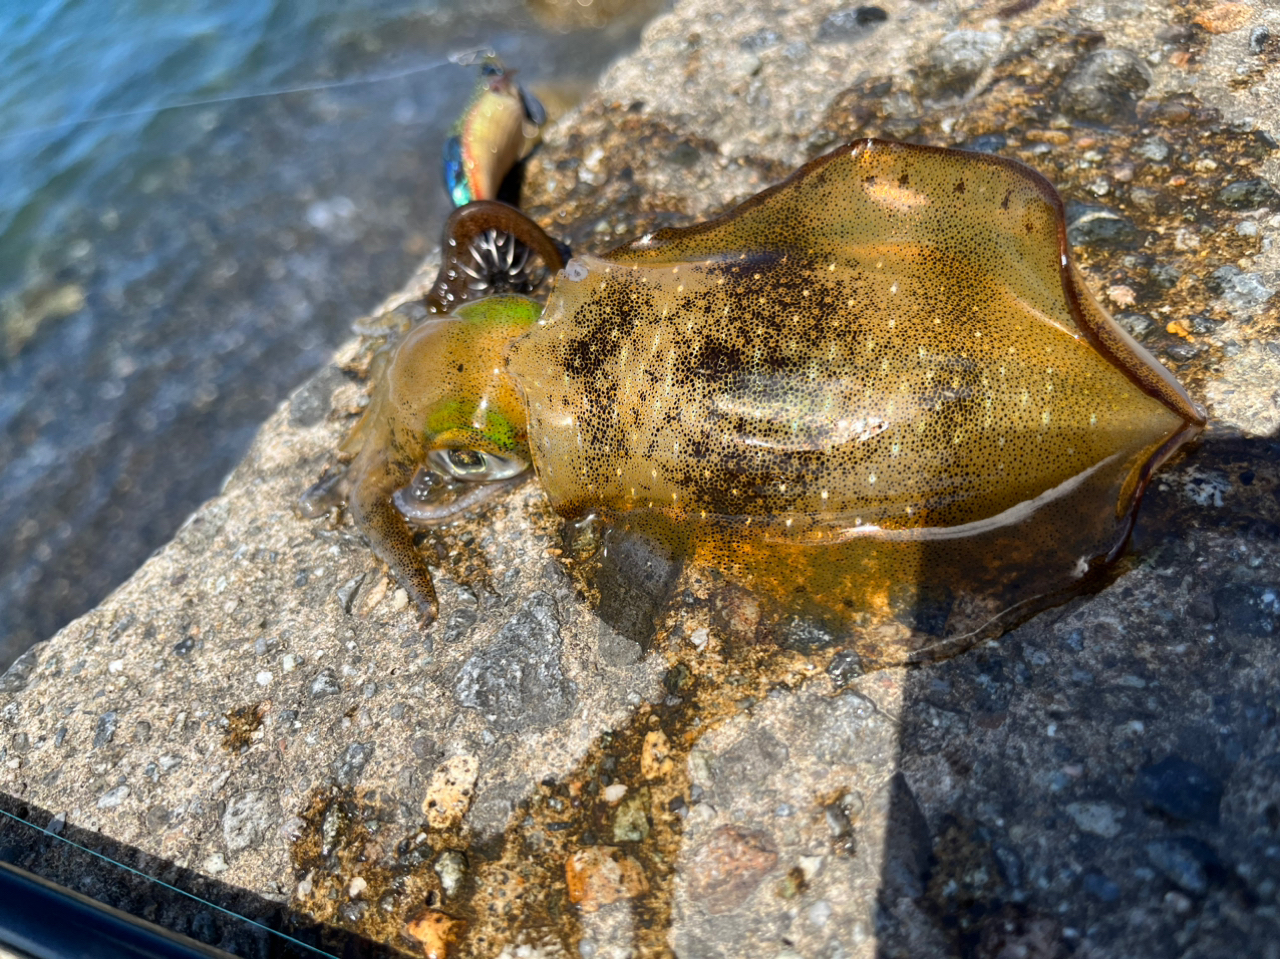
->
[[443, 59, 544, 207]]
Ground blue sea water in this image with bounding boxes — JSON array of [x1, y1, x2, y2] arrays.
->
[[1, 0, 421, 294], [0, 0, 657, 666]]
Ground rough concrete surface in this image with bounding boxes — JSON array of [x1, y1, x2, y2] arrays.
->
[[3, 0, 1280, 956]]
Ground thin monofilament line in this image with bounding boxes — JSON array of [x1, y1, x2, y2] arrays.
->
[[0, 806, 340, 958], [0, 47, 491, 145]]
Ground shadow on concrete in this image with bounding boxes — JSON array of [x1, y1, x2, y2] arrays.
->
[[876, 427, 1280, 957], [0, 792, 401, 959]]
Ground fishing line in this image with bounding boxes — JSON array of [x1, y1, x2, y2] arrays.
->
[[0, 45, 495, 145], [0, 805, 340, 959]]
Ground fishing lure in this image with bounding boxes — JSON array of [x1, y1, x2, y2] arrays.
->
[[442, 57, 545, 208], [435, 59, 555, 313]]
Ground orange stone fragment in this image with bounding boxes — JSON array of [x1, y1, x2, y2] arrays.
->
[[641, 729, 674, 780], [1194, 2, 1252, 34], [565, 846, 650, 912], [403, 910, 466, 959], [686, 825, 779, 915], [1025, 129, 1070, 145]]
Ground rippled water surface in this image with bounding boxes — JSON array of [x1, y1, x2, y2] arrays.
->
[[0, 0, 659, 667]]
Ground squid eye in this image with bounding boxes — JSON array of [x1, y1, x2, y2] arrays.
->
[[427, 448, 528, 482]]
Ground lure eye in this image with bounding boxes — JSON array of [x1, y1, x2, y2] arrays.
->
[[480, 62, 503, 78], [428, 448, 528, 482]]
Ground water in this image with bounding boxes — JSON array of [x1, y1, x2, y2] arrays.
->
[[0, 0, 661, 668]]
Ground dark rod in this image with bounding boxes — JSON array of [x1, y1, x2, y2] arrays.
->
[[0, 860, 236, 959]]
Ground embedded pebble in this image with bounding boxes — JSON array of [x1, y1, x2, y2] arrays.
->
[[434, 850, 468, 898], [826, 649, 864, 687], [1180, 467, 1231, 508], [338, 902, 367, 923], [807, 899, 833, 927], [596, 623, 642, 668], [1205, 265, 1274, 313], [0, 648, 38, 694], [1249, 25, 1271, 55], [811, 692, 895, 767], [1212, 584, 1279, 641], [442, 607, 477, 645], [453, 593, 576, 732], [963, 133, 1007, 154], [783, 40, 810, 62], [93, 711, 118, 749], [412, 736, 443, 763], [1064, 801, 1125, 838], [1152, 262, 1177, 288], [824, 792, 862, 850], [223, 791, 274, 853], [917, 31, 1002, 98], [1136, 757, 1223, 825], [144, 804, 169, 831], [612, 793, 650, 843], [1065, 203, 1141, 249], [686, 825, 779, 914], [1173, 227, 1202, 251], [1135, 136, 1171, 163], [1116, 313, 1154, 340], [1106, 284, 1135, 307], [739, 28, 780, 51], [310, 669, 341, 699], [97, 785, 130, 809], [332, 741, 374, 787], [335, 573, 365, 614], [1146, 838, 1214, 894], [815, 6, 888, 43], [565, 847, 649, 912], [711, 729, 789, 797], [1058, 49, 1151, 125], [1218, 178, 1280, 209]]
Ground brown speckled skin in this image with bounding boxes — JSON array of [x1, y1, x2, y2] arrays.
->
[[329, 141, 1202, 657], [506, 140, 1204, 662]]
